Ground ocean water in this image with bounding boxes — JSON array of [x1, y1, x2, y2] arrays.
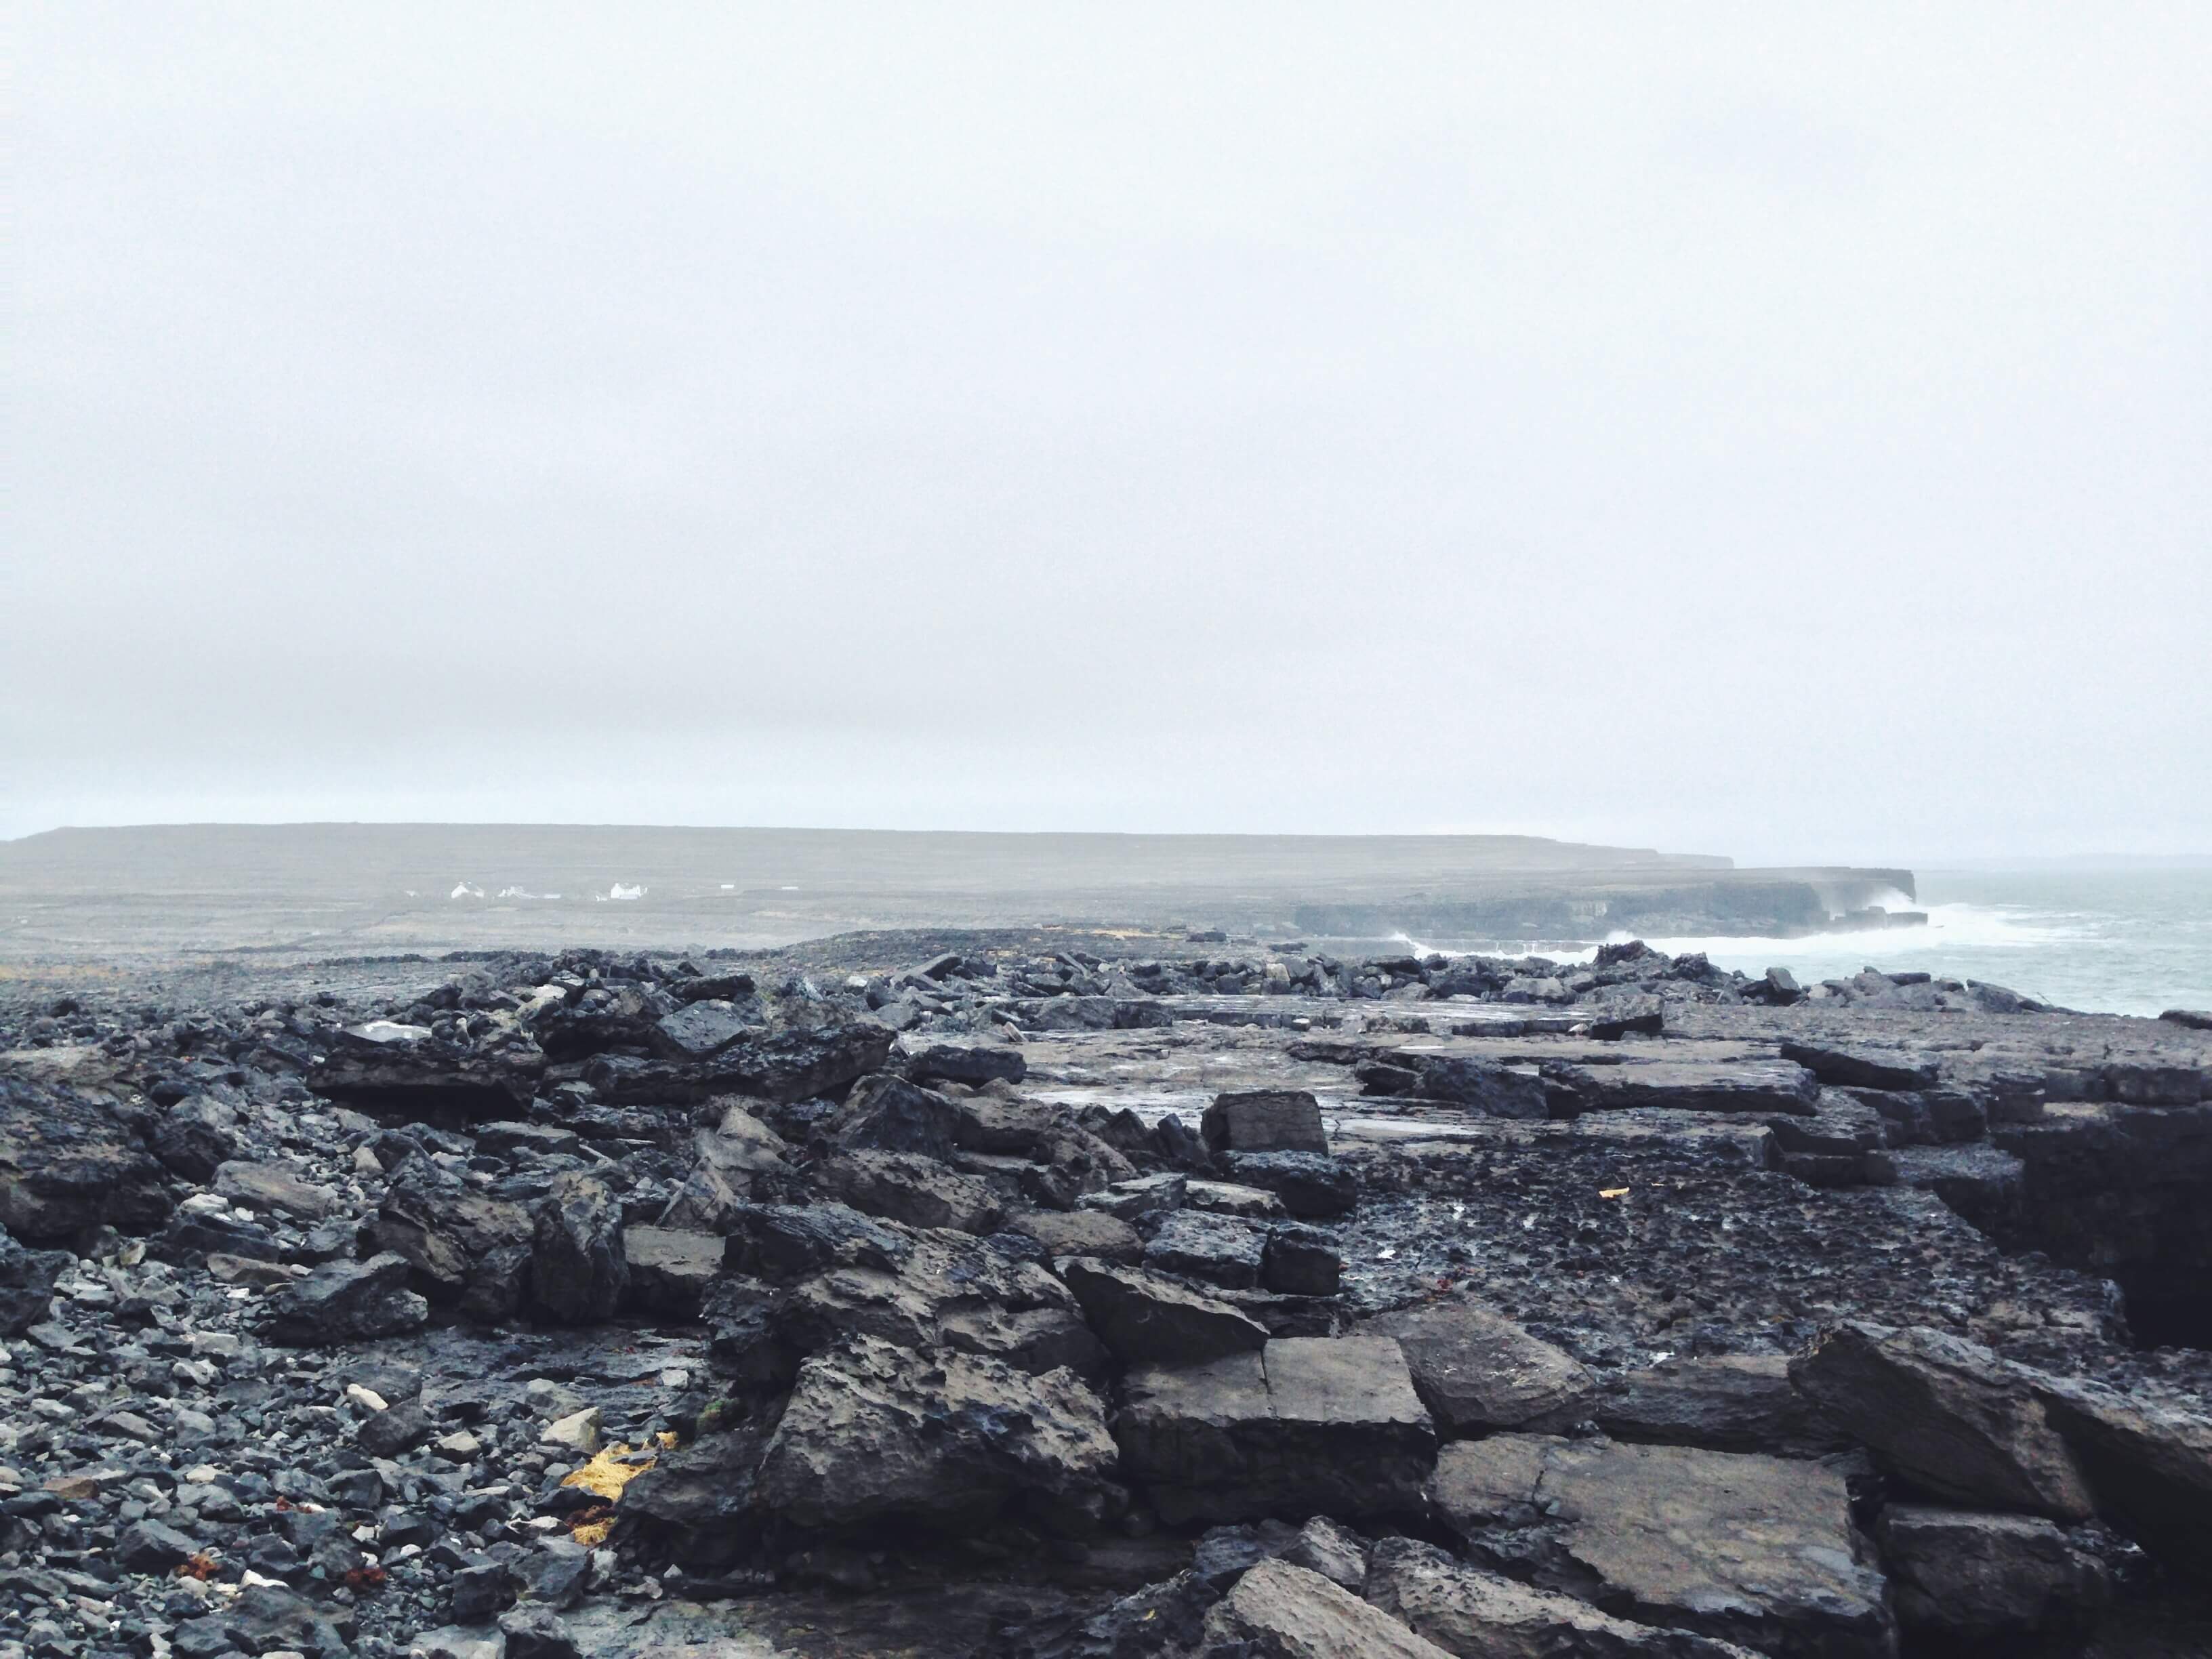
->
[[1498, 868, 2212, 1020]]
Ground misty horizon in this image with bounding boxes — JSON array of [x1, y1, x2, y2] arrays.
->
[[10, 7, 2209, 864]]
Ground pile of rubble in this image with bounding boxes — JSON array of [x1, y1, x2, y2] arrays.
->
[[3, 936, 2210, 1658]]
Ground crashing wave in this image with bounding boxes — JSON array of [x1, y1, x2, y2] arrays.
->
[[595, 882, 647, 902], [450, 882, 483, 900]]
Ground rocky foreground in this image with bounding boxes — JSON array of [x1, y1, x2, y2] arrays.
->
[[3, 935, 2211, 1658]]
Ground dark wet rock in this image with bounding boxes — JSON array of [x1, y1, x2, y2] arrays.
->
[[0, 1075, 174, 1242], [2034, 1374, 2212, 1572], [1875, 1504, 2110, 1644], [117, 1516, 203, 1572], [649, 999, 767, 1062], [752, 1334, 1120, 1531], [1117, 1334, 1437, 1523], [1363, 1055, 1549, 1120], [150, 1094, 241, 1182], [1187, 1178, 1288, 1220], [621, 1225, 722, 1317], [357, 1395, 437, 1456], [0, 1221, 71, 1335], [1077, 1171, 1189, 1222], [831, 1073, 966, 1160], [474, 1121, 583, 1160], [584, 1017, 897, 1105], [984, 1569, 1221, 1659], [1431, 1436, 1895, 1659], [1584, 996, 1667, 1040], [196, 1581, 354, 1657], [451, 1557, 517, 1623], [260, 1251, 429, 1344], [1361, 1300, 1595, 1435], [719, 1200, 913, 1279], [1261, 1224, 1340, 1297], [1201, 1090, 1328, 1155], [779, 1225, 1105, 1377], [1006, 1208, 1143, 1264], [1545, 1057, 1820, 1118], [1281, 1515, 1368, 1589], [499, 1606, 581, 1659], [367, 1151, 536, 1314], [1197, 1557, 1451, 1658], [907, 1042, 1027, 1086], [1779, 1040, 1938, 1092], [309, 1017, 546, 1119], [1216, 1151, 1357, 1219], [1145, 1210, 1268, 1290], [215, 1156, 342, 1220], [1984, 1103, 2212, 1347], [1595, 1355, 1849, 1458], [1061, 1256, 1270, 1365], [815, 1149, 1005, 1233], [1790, 1321, 2095, 1519], [2161, 1008, 2212, 1032], [1363, 1536, 1763, 1658], [530, 1170, 629, 1322], [1767, 1094, 1890, 1188], [657, 1101, 794, 1229]]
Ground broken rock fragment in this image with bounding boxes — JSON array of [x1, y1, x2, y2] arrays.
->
[[1363, 1536, 1765, 1658], [1790, 1321, 2094, 1519], [1117, 1335, 1437, 1523], [1362, 1300, 1594, 1434], [1197, 1557, 1452, 1658], [1201, 1090, 1329, 1155], [752, 1334, 1120, 1532], [1875, 1504, 2110, 1643], [1060, 1256, 1270, 1365]]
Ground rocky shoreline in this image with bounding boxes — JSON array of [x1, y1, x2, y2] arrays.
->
[[4, 931, 2211, 1658]]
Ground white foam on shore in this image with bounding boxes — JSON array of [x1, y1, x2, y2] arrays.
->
[[596, 882, 647, 902]]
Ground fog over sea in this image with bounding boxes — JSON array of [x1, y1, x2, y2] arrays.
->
[[1452, 867, 2212, 1021]]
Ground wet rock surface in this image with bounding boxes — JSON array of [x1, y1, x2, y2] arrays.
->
[[2, 930, 2210, 1658]]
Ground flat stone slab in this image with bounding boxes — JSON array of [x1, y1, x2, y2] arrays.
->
[[1118, 1334, 1436, 1523], [1549, 1058, 1820, 1116], [1433, 1435, 1896, 1659], [1361, 1300, 1594, 1433]]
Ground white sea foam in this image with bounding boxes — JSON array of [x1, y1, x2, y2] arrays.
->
[[596, 882, 647, 902], [449, 882, 483, 899]]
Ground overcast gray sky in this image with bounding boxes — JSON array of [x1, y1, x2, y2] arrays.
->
[[9, 4, 2208, 863]]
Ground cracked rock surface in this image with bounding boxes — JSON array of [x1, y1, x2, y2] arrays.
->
[[3, 930, 2210, 1658]]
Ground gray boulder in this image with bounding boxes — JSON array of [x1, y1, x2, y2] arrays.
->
[[0, 1076, 175, 1242], [815, 1150, 1004, 1234], [1363, 1536, 1765, 1658], [529, 1171, 629, 1323], [1197, 1558, 1451, 1658], [1061, 1256, 1270, 1365], [907, 1042, 1027, 1086], [1118, 1336, 1437, 1524], [1430, 1436, 1895, 1659], [1216, 1151, 1357, 1218], [260, 1252, 428, 1345], [1595, 1355, 1849, 1458], [1790, 1322, 2093, 1519], [0, 1222, 70, 1336], [754, 1335, 1119, 1532], [1201, 1090, 1328, 1155], [1362, 1301, 1594, 1434], [1145, 1210, 1269, 1290], [2035, 1374, 2212, 1571], [1875, 1504, 2109, 1643]]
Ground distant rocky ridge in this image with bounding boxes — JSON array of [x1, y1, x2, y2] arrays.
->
[[3, 929, 2209, 1658], [0, 825, 1917, 962]]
